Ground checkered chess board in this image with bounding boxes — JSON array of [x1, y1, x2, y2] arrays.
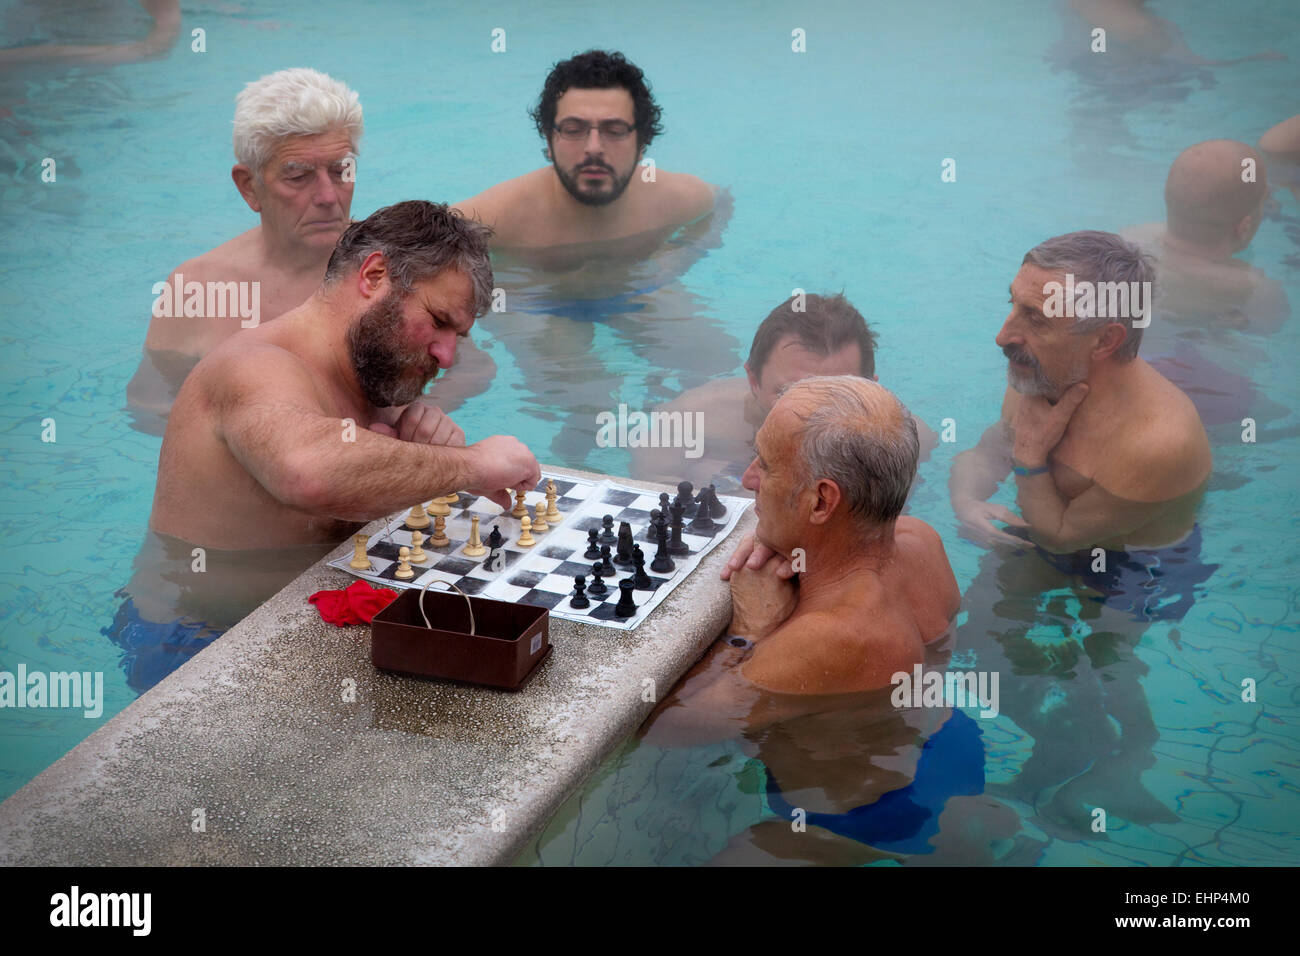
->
[[328, 472, 750, 630]]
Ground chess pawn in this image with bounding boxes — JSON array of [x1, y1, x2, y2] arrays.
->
[[409, 530, 428, 563], [584, 528, 601, 559], [395, 546, 415, 580], [517, 515, 535, 547], [405, 503, 430, 530], [462, 515, 487, 557], [569, 574, 590, 609], [511, 488, 528, 518], [429, 513, 450, 547], [588, 563, 608, 597], [533, 501, 549, 532], [545, 479, 560, 520], [349, 533, 372, 571]]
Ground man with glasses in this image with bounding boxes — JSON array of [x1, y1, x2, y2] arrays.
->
[[453, 49, 715, 251]]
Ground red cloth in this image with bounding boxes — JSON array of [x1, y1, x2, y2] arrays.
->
[[309, 580, 399, 626]]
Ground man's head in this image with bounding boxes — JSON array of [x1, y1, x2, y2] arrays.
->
[[1165, 139, 1269, 252], [530, 50, 663, 207], [232, 68, 363, 253], [745, 293, 878, 415], [325, 201, 494, 407], [999, 231, 1153, 400], [742, 376, 918, 554]]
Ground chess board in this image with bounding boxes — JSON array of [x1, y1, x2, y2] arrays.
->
[[328, 473, 750, 631]]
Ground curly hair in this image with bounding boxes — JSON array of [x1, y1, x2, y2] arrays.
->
[[529, 50, 664, 152]]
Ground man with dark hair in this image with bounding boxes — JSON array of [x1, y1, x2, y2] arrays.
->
[[453, 49, 714, 252], [631, 292, 934, 490], [109, 202, 540, 692]]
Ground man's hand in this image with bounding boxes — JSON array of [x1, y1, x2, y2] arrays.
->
[[720, 533, 795, 581], [728, 552, 798, 640], [368, 402, 465, 446], [954, 497, 1031, 548], [466, 435, 541, 512], [1011, 382, 1088, 467]]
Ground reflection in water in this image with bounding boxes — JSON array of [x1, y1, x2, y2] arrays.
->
[[955, 526, 1218, 835], [104, 531, 336, 693], [523, 633, 1039, 866], [474, 190, 740, 468]]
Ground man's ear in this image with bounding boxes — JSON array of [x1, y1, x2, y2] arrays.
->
[[745, 361, 761, 394], [232, 165, 261, 213], [1093, 322, 1129, 360], [807, 478, 841, 526]]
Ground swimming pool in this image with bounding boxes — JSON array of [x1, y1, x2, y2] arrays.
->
[[1, 0, 1297, 866]]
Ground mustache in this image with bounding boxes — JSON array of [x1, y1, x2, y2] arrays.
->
[[576, 160, 613, 172], [1003, 345, 1038, 368]]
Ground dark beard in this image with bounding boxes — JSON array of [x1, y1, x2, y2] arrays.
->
[[553, 156, 636, 207], [347, 290, 433, 407]]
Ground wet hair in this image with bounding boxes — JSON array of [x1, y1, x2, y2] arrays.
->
[[530, 50, 664, 152], [1021, 230, 1153, 361], [325, 201, 495, 317], [781, 376, 918, 529], [748, 293, 878, 379], [233, 68, 362, 179]]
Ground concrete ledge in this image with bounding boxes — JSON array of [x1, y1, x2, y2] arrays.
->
[[0, 466, 753, 866]]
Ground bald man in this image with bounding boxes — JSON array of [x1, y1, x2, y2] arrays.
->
[[644, 377, 959, 749], [1123, 139, 1288, 337]]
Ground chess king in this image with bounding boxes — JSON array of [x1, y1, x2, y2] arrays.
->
[[108, 201, 541, 693]]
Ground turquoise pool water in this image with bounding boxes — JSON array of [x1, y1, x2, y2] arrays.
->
[[1, 0, 1298, 865]]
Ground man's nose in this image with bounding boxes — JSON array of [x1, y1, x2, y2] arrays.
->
[[742, 458, 760, 492], [994, 315, 1018, 349], [313, 168, 342, 206], [430, 333, 457, 370]]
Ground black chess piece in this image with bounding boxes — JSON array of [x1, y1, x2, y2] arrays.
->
[[658, 492, 671, 515], [688, 499, 715, 533], [614, 578, 637, 618], [667, 501, 690, 555], [642, 509, 662, 543], [588, 563, 608, 597], [632, 546, 652, 588], [675, 480, 697, 518], [569, 574, 590, 609], [650, 523, 675, 573], [598, 544, 616, 578], [598, 514, 616, 545], [584, 528, 601, 559], [488, 525, 504, 550], [704, 484, 727, 519], [614, 521, 635, 567]]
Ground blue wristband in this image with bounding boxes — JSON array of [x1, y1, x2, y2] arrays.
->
[[1013, 463, 1050, 477]]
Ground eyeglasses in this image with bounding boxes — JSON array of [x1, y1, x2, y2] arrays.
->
[[552, 119, 636, 142]]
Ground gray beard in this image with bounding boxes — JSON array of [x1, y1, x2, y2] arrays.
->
[[346, 291, 432, 407]]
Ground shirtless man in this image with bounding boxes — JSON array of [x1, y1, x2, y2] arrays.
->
[[646, 376, 959, 739], [630, 293, 936, 492], [951, 230, 1211, 553], [1123, 139, 1288, 337], [948, 232, 1213, 830], [149, 200, 539, 550], [126, 68, 362, 430], [452, 49, 715, 260]]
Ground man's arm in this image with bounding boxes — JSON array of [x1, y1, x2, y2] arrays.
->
[[949, 392, 1030, 546], [210, 346, 538, 518]]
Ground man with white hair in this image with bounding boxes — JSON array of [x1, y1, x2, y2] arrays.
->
[[127, 68, 362, 429]]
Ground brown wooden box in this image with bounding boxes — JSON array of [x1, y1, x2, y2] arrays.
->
[[370, 587, 551, 691]]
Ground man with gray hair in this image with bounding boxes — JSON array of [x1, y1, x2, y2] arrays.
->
[[696, 375, 961, 697], [127, 68, 363, 431], [109, 202, 539, 692], [951, 230, 1210, 556]]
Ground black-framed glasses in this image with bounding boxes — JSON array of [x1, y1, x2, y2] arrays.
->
[[552, 119, 636, 142]]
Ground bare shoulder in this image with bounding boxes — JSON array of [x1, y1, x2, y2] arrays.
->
[[453, 170, 545, 231], [191, 337, 321, 415], [1111, 362, 1211, 496], [175, 227, 262, 281], [896, 517, 961, 615], [648, 170, 715, 223], [744, 608, 920, 695], [669, 375, 746, 408]]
